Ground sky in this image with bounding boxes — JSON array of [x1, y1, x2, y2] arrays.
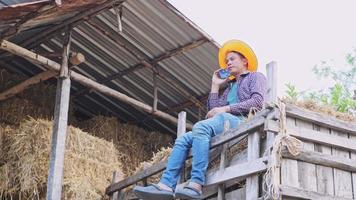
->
[[168, 0, 356, 97]]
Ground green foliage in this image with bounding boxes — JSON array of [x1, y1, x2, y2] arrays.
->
[[285, 83, 299, 101], [284, 48, 356, 114]]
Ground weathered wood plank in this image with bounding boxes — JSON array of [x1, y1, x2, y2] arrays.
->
[[205, 156, 267, 186], [177, 111, 186, 184], [246, 131, 260, 200], [217, 121, 229, 200], [313, 124, 334, 195], [177, 157, 267, 200], [282, 148, 356, 173], [109, 171, 123, 200], [280, 117, 299, 188], [295, 119, 317, 192], [281, 185, 353, 200], [285, 103, 356, 135], [46, 29, 72, 200], [351, 134, 356, 199], [332, 129, 353, 198], [208, 187, 246, 200], [266, 120, 356, 153]]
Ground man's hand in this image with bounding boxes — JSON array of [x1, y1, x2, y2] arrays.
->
[[211, 69, 229, 93], [206, 106, 230, 118]]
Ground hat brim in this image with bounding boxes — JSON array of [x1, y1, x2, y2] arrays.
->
[[218, 40, 258, 73]]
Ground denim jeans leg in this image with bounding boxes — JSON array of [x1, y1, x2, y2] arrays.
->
[[160, 131, 193, 189], [190, 113, 242, 185]]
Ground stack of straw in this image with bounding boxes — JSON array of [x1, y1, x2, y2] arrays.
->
[[0, 69, 76, 125], [0, 118, 123, 200], [78, 116, 173, 177]]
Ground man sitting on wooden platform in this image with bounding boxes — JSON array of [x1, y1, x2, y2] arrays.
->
[[133, 40, 267, 200]]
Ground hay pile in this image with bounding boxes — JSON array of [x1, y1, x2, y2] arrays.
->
[[0, 69, 76, 125], [282, 98, 356, 122], [78, 116, 173, 177], [0, 118, 122, 200], [133, 147, 172, 184]]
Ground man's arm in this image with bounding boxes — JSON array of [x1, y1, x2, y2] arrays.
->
[[228, 72, 266, 115]]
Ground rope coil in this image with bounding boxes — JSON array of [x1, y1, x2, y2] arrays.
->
[[263, 99, 302, 199]]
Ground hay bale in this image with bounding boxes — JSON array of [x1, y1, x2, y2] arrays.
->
[[78, 116, 173, 177], [0, 69, 76, 125], [0, 118, 123, 200]]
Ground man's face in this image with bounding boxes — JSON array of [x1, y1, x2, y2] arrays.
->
[[225, 52, 248, 75]]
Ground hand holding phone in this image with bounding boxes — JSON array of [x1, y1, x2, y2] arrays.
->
[[217, 69, 230, 79]]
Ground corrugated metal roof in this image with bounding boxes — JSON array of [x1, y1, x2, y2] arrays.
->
[[0, 0, 221, 135]]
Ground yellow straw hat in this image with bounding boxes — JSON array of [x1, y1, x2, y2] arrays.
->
[[218, 40, 258, 72]]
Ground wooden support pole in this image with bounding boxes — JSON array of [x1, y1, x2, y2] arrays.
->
[[246, 131, 261, 200], [177, 111, 186, 183], [109, 171, 122, 200], [152, 71, 158, 112], [46, 28, 72, 200], [266, 61, 277, 149], [0, 39, 193, 130], [217, 121, 230, 200]]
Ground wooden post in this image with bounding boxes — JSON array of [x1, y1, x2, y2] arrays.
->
[[46, 28, 72, 200], [266, 61, 277, 148], [217, 121, 230, 200], [152, 71, 158, 112], [177, 111, 186, 183], [263, 61, 278, 198], [246, 131, 261, 200], [109, 171, 122, 200]]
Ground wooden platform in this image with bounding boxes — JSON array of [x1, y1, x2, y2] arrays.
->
[[106, 104, 356, 200]]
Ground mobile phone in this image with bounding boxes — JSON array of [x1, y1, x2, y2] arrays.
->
[[217, 69, 230, 79]]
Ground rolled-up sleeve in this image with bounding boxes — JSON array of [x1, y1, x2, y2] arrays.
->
[[229, 72, 266, 115]]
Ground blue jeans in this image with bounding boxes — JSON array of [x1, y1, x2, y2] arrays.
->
[[160, 113, 243, 189]]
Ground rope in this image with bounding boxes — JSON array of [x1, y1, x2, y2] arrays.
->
[[262, 99, 302, 199]]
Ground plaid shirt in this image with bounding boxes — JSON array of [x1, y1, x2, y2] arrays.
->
[[207, 72, 267, 116]]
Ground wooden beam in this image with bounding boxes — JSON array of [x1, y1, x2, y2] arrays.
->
[[46, 28, 72, 200], [266, 120, 356, 153], [205, 156, 267, 186], [0, 39, 192, 129], [0, 0, 53, 40], [0, 70, 57, 101], [281, 185, 353, 200], [0, 51, 84, 102], [282, 148, 356, 172], [285, 103, 356, 135], [105, 109, 270, 195]]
